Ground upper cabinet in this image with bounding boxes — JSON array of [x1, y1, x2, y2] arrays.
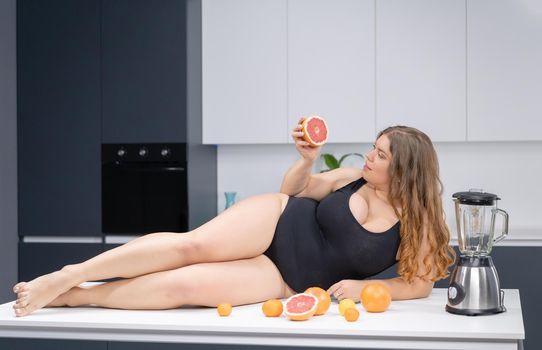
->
[[202, 0, 540, 144], [467, 0, 542, 141], [288, 0, 375, 143], [376, 0, 466, 141], [102, 0, 187, 143], [202, 0, 287, 144]]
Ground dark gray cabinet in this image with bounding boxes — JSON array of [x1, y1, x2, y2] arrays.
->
[[16, 0, 216, 287], [0, 338, 107, 350], [18, 243, 103, 281], [18, 0, 188, 237], [102, 0, 187, 143], [17, 0, 102, 237]]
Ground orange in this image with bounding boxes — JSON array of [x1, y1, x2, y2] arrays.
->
[[344, 307, 360, 322], [304, 287, 331, 315], [360, 282, 391, 313], [284, 293, 318, 321], [217, 303, 232, 316], [301, 116, 328, 147], [338, 298, 356, 316], [262, 299, 283, 317]]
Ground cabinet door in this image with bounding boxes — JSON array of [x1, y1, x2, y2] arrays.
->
[[18, 243, 103, 282], [202, 0, 287, 144], [0, 338, 107, 350], [376, 0, 466, 141], [17, 0, 101, 236], [288, 0, 375, 143], [467, 0, 542, 141], [102, 0, 187, 143]]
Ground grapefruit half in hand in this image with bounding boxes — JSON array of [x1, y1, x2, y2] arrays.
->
[[301, 116, 328, 147], [284, 293, 318, 321]]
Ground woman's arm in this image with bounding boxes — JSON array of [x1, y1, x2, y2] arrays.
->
[[280, 157, 315, 196], [281, 118, 362, 200], [378, 220, 436, 300], [369, 277, 434, 300], [327, 277, 433, 302]]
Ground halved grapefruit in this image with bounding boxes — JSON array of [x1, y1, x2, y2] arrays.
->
[[284, 293, 318, 321], [301, 116, 328, 147]]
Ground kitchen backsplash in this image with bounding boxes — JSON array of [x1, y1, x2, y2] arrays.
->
[[217, 140, 542, 244]]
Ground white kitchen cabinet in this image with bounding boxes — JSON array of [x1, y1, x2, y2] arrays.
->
[[376, 0, 466, 141], [202, 0, 287, 144], [288, 0, 375, 143], [467, 0, 542, 141]]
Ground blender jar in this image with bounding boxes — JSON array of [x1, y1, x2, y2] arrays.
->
[[453, 190, 509, 256]]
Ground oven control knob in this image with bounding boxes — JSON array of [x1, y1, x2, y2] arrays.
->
[[139, 148, 148, 157], [117, 148, 126, 157], [161, 148, 171, 158]]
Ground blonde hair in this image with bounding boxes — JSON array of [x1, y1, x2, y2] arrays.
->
[[378, 126, 456, 282]]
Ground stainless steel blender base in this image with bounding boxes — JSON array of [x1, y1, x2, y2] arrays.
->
[[446, 304, 506, 316], [446, 256, 506, 316]]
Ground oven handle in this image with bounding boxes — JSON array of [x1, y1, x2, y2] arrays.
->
[[109, 163, 185, 172]]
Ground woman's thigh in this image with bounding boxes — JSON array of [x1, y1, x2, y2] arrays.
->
[[186, 193, 289, 262], [170, 255, 296, 307]]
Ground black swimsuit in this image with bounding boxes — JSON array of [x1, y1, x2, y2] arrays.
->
[[263, 177, 401, 292]]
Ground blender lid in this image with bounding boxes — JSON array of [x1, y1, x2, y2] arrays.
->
[[453, 190, 500, 205]]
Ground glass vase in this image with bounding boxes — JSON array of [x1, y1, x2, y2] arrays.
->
[[224, 192, 237, 210]]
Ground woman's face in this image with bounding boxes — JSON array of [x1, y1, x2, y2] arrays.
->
[[362, 134, 392, 188]]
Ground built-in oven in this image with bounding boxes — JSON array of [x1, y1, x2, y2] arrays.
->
[[102, 143, 188, 235]]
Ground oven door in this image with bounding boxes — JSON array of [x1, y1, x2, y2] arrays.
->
[[102, 162, 188, 234]]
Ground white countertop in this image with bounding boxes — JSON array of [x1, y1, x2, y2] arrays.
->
[[0, 289, 525, 349]]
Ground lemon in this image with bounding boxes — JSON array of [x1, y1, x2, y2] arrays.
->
[[339, 298, 356, 316]]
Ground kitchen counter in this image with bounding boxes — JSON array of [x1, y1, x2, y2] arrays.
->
[[0, 289, 524, 350]]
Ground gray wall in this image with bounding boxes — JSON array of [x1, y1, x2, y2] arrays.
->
[[186, 0, 218, 229], [0, 0, 18, 303]]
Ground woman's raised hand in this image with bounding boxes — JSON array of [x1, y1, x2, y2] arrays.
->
[[292, 117, 321, 162]]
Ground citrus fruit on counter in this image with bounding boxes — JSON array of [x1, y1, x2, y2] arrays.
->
[[338, 298, 356, 316], [284, 293, 318, 321], [360, 282, 391, 313], [217, 303, 232, 316], [304, 286, 331, 315], [344, 307, 360, 322], [301, 116, 328, 147], [262, 299, 283, 317]]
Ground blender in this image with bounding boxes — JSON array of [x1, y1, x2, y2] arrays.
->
[[446, 189, 509, 316]]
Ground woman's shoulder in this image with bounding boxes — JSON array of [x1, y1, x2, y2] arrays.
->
[[330, 167, 364, 192]]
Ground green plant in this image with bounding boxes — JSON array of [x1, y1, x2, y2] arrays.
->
[[321, 152, 365, 172]]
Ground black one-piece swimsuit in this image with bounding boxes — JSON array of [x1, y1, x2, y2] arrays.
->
[[263, 177, 401, 293]]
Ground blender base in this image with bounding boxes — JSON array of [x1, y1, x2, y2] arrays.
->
[[445, 304, 506, 316]]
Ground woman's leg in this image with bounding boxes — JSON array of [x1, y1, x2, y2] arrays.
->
[[13, 193, 289, 316], [21, 255, 295, 313]]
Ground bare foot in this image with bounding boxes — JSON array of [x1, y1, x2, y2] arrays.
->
[[12, 269, 79, 317], [45, 286, 86, 308]]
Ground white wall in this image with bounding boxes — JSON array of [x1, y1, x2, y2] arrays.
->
[[0, 0, 18, 303], [217, 140, 542, 245]]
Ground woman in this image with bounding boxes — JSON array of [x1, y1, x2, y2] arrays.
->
[[12, 123, 455, 317]]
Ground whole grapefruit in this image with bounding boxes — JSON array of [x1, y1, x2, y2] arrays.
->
[[304, 287, 331, 315], [360, 282, 391, 313]]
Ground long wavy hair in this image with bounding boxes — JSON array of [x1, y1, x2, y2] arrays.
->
[[378, 126, 456, 282]]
